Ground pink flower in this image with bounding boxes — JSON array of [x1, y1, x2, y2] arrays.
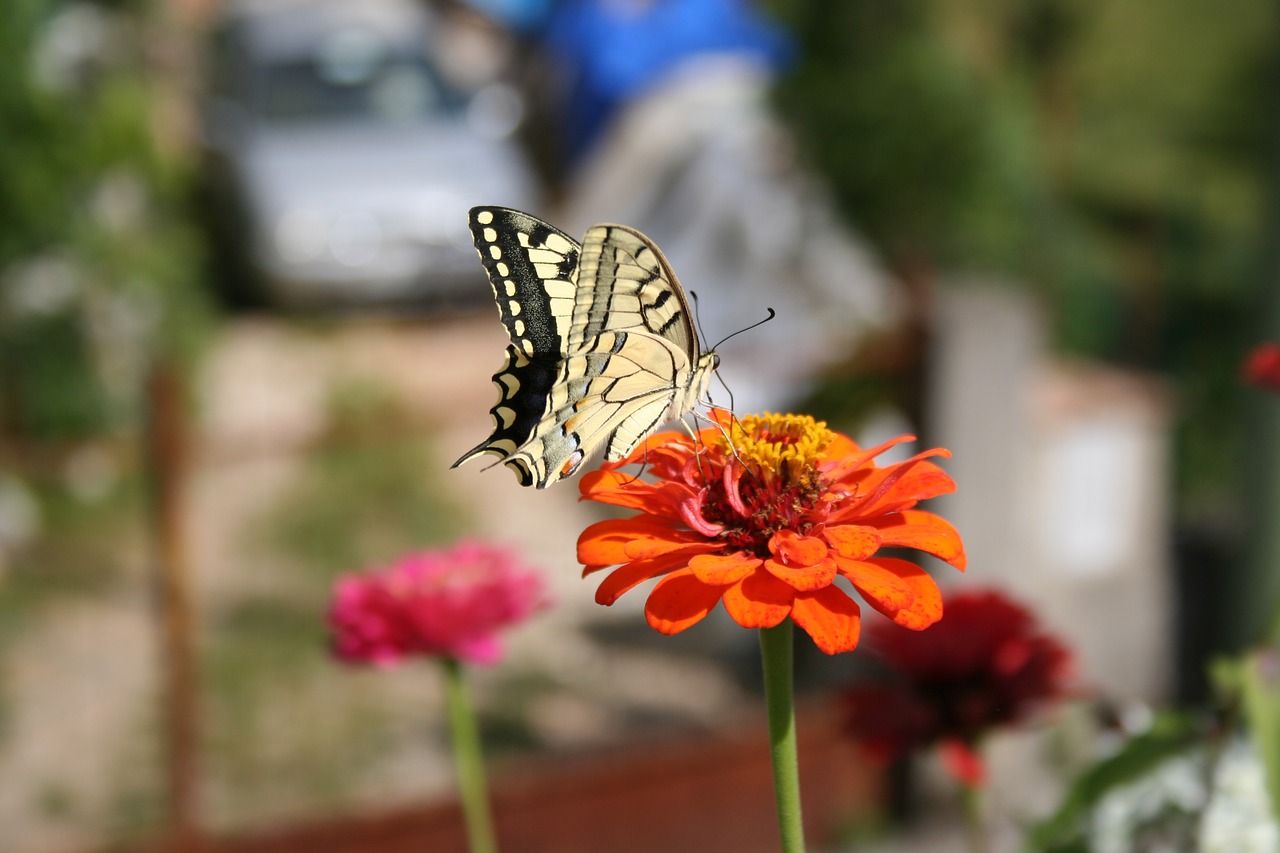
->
[[1244, 343, 1280, 392], [328, 540, 548, 667]]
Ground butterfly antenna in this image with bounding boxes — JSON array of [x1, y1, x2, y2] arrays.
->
[[701, 307, 778, 416], [688, 290, 715, 360], [710, 307, 776, 351]]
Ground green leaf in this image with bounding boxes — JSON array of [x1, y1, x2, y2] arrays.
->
[[1029, 712, 1202, 850], [1239, 646, 1280, 823]]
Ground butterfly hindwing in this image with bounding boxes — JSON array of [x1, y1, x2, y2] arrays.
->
[[452, 208, 581, 471], [502, 330, 693, 486], [455, 208, 720, 488]]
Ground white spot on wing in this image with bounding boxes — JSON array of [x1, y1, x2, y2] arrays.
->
[[527, 248, 566, 263], [545, 280, 576, 299], [545, 234, 574, 254]]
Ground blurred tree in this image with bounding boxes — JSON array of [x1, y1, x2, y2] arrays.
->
[[772, 3, 1035, 274], [769, 0, 1274, 506], [0, 0, 210, 442]]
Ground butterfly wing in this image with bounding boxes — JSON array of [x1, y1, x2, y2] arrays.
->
[[452, 207, 581, 467], [571, 223, 698, 357], [503, 225, 716, 488], [501, 329, 697, 487], [456, 212, 718, 489]]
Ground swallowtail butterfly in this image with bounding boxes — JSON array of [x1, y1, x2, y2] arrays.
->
[[453, 207, 719, 488]]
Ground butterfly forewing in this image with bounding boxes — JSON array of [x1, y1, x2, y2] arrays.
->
[[574, 224, 698, 359], [452, 208, 580, 470]]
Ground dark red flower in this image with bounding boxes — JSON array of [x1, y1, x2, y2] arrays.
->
[[841, 589, 1073, 786], [1244, 343, 1280, 392]]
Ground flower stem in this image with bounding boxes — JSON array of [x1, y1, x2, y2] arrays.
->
[[442, 658, 498, 853], [960, 783, 989, 853], [759, 620, 807, 853]]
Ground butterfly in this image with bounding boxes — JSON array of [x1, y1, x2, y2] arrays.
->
[[452, 206, 720, 488]]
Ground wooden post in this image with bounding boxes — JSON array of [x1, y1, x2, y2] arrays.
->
[[146, 362, 203, 851]]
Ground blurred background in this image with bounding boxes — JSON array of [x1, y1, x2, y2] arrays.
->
[[1, 0, 1277, 850]]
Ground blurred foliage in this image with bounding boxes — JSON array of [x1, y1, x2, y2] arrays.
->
[[191, 374, 546, 828], [1030, 711, 1205, 851], [0, 468, 142, 737], [203, 591, 397, 824], [0, 0, 212, 440], [194, 378, 470, 820], [1213, 643, 1280, 823], [768, 0, 1276, 512], [257, 378, 466, 574]]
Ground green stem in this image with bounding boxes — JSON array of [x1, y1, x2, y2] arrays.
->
[[442, 658, 498, 853], [759, 620, 807, 853], [960, 782, 989, 853]]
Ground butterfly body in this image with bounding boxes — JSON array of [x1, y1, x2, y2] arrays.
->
[[454, 207, 718, 488]]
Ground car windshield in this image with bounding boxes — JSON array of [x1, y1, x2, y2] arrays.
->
[[248, 28, 463, 125]]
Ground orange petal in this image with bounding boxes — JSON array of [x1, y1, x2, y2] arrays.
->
[[791, 586, 862, 655], [825, 434, 917, 482], [578, 470, 690, 514], [624, 538, 720, 560], [823, 433, 861, 459], [644, 570, 726, 635], [707, 408, 736, 429], [859, 557, 942, 630], [867, 510, 967, 571], [593, 552, 692, 605], [764, 557, 837, 592], [689, 552, 761, 585], [612, 428, 688, 466], [769, 529, 828, 566], [823, 524, 880, 561], [578, 516, 694, 567], [834, 555, 915, 613], [722, 569, 793, 628], [854, 459, 957, 515]]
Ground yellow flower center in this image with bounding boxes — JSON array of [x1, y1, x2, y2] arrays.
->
[[717, 412, 835, 476]]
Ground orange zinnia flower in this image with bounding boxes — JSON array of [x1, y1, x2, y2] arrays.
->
[[577, 411, 966, 654]]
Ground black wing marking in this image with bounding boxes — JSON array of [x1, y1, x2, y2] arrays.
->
[[452, 207, 581, 470]]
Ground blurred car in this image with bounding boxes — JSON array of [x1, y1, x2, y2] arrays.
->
[[198, 0, 541, 308]]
